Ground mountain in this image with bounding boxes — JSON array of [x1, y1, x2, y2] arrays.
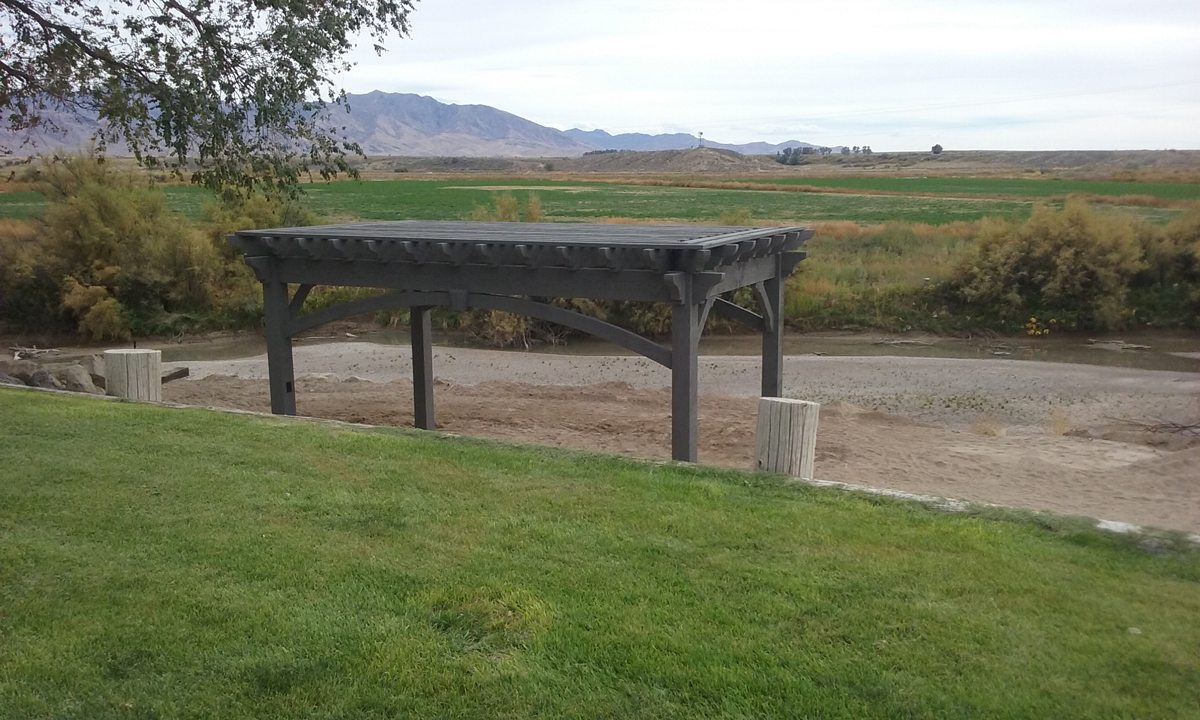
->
[[563, 129, 702, 152], [563, 128, 816, 155], [0, 92, 820, 158], [337, 91, 591, 157]]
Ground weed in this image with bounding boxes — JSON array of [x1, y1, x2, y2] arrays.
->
[[1046, 408, 1074, 436]]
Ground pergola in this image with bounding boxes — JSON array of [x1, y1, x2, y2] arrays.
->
[[230, 221, 811, 462]]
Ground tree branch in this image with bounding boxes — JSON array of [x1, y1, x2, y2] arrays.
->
[[0, 0, 153, 82], [161, 0, 206, 35], [0, 58, 36, 85]]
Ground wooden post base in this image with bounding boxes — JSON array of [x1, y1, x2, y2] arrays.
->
[[103, 349, 162, 402], [754, 397, 819, 479]]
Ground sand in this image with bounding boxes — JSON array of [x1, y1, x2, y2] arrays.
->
[[163, 342, 1200, 534]]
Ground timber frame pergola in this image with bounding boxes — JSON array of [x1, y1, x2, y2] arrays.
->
[[230, 221, 812, 462]]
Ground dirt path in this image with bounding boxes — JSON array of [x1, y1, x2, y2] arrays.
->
[[164, 343, 1200, 534]]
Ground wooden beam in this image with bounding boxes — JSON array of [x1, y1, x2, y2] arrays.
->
[[710, 297, 764, 331]]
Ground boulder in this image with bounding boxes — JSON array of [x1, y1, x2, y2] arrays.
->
[[0, 372, 24, 387], [0, 359, 39, 383], [28, 368, 64, 390], [53, 364, 103, 394], [82, 354, 106, 378]]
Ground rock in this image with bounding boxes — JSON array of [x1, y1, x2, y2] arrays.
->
[[29, 368, 65, 390], [83, 354, 106, 378], [0, 359, 39, 383], [0, 372, 24, 386], [53, 364, 103, 394]]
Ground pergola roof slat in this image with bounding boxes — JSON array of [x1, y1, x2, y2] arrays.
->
[[232, 221, 812, 272]]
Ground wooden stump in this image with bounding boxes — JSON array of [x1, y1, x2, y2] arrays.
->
[[103, 349, 162, 402], [754, 397, 820, 480]]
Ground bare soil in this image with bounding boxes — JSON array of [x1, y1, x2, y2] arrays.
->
[[162, 343, 1200, 534]]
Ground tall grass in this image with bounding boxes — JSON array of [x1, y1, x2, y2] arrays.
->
[[786, 222, 975, 331]]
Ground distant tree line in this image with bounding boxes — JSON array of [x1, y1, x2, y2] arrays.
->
[[775, 145, 873, 164]]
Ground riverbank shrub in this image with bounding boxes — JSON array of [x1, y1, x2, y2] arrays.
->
[[197, 191, 324, 328], [0, 156, 225, 339], [949, 202, 1147, 331], [0, 155, 305, 339], [1131, 207, 1200, 326]]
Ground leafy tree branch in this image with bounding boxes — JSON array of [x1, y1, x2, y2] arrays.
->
[[0, 0, 417, 194]]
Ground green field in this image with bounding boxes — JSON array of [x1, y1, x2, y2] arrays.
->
[[2, 389, 1198, 718], [81, 178, 1041, 226], [306, 179, 1039, 225], [734, 175, 1200, 201], [4, 175, 1193, 225], [0, 189, 45, 219]]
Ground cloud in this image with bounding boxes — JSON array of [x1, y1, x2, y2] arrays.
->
[[339, 0, 1200, 150]]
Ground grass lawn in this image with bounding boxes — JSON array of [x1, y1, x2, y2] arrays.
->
[[2, 390, 1198, 719]]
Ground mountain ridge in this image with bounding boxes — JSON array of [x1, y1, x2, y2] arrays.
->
[[562, 127, 817, 155], [0, 91, 823, 158]]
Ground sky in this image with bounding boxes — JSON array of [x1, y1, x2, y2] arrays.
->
[[337, 0, 1200, 151]]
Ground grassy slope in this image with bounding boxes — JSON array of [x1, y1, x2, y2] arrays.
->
[[2, 390, 1198, 719]]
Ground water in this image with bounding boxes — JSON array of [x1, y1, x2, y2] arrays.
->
[[160, 328, 1200, 374]]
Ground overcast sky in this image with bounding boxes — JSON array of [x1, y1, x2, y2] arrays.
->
[[338, 0, 1200, 151]]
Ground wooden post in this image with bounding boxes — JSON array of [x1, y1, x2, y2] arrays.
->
[[103, 349, 162, 402], [671, 295, 701, 463], [263, 276, 296, 415], [761, 259, 785, 398], [754, 397, 819, 479], [411, 306, 435, 429]]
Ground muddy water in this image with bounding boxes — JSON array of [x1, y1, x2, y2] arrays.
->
[[159, 328, 1200, 374]]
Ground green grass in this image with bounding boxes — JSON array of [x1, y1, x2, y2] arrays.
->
[[2, 390, 1198, 719], [0, 178, 1087, 225], [261, 178, 1041, 226], [0, 189, 46, 219], [4, 175, 1193, 224]]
